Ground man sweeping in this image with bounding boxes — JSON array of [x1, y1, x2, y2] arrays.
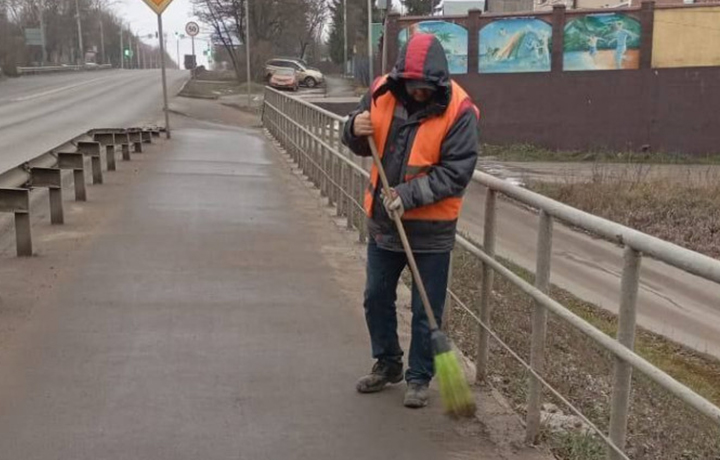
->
[[342, 33, 480, 409]]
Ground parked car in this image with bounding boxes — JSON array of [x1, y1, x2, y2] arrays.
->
[[269, 68, 299, 91], [264, 58, 324, 88]]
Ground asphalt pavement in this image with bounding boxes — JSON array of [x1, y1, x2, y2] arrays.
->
[[0, 114, 548, 460], [0, 69, 187, 171]]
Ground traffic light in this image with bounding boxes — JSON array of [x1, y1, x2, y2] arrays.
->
[[124, 48, 130, 57]]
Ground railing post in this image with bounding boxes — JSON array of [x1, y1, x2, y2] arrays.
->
[[15, 210, 32, 256], [357, 171, 367, 243], [476, 189, 497, 383], [74, 170, 87, 201], [608, 247, 642, 460], [320, 116, 328, 199], [31, 167, 64, 225], [348, 169, 356, 230], [338, 162, 346, 218], [106, 145, 116, 171], [0, 188, 32, 257], [525, 210, 554, 444]]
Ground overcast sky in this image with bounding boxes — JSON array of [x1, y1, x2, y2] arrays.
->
[[111, 0, 210, 67]]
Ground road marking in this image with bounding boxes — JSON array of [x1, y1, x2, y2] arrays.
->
[[9, 74, 120, 103]]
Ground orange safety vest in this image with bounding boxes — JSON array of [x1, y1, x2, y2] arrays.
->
[[364, 76, 478, 221]]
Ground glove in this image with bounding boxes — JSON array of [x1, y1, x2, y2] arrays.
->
[[382, 188, 405, 218]]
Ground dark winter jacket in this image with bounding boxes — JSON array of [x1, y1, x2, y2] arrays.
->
[[342, 34, 479, 253]]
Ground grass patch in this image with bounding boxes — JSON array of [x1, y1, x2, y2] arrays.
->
[[436, 238, 720, 460], [528, 166, 720, 258], [482, 143, 720, 165], [179, 80, 265, 99], [549, 431, 606, 460]]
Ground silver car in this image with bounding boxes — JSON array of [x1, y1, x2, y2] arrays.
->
[[264, 58, 324, 88]]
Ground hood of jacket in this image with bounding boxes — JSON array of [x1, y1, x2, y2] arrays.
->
[[372, 33, 451, 116]]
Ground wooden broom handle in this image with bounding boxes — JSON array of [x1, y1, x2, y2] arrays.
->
[[367, 137, 439, 331]]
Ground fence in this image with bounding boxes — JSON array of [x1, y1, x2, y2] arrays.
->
[[378, 3, 720, 155], [262, 86, 720, 460]]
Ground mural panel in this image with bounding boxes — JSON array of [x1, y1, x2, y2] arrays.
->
[[564, 13, 641, 71], [479, 18, 552, 74], [398, 21, 468, 74], [652, 6, 720, 68]]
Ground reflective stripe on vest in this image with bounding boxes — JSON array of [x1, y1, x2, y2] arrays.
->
[[364, 76, 476, 222]]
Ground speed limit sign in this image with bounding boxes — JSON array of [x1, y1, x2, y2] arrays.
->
[[185, 21, 200, 37]]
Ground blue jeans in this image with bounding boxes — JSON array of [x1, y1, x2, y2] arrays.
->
[[364, 240, 450, 384]]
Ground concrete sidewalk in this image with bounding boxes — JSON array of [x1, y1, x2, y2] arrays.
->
[[0, 118, 545, 459]]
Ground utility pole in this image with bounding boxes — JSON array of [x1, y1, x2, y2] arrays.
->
[[176, 36, 180, 69], [120, 26, 124, 69], [245, 0, 252, 107], [343, 0, 347, 77], [39, 0, 47, 65], [75, 0, 84, 64], [157, 14, 171, 138], [136, 35, 140, 69], [99, 17, 105, 64]]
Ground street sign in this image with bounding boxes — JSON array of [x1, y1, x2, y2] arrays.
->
[[139, 0, 175, 15], [185, 21, 200, 37], [24, 28, 43, 46]]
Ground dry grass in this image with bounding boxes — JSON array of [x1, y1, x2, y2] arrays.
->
[[179, 80, 265, 100], [440, 243, 720, 460], [482, 144, 720, 165], [528, 164, 720, 259]]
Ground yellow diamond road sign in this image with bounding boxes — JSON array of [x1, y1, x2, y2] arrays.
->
[[140, 0, 175, 14]]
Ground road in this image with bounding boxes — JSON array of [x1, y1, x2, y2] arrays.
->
[[0, 69, 187, 171], [458, 181, 720, 358]]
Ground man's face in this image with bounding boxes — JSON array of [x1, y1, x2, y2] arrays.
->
[[408, 87, 434, 103]]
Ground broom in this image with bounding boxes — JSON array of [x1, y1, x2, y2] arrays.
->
[[367, 137, 476, 418]]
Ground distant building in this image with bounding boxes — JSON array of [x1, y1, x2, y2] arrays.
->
[[487, 0, 534, 12]]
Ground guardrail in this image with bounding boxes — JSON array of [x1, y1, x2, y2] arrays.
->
[[16, 64, 113, 75], [0, 127, 162, 256], [261, 86, 720, 460]]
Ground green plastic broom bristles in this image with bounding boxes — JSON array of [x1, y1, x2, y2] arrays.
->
[[432, 330, 476, 418]]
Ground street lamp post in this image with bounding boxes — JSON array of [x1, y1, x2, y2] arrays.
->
[[245, 0, 252, 107]]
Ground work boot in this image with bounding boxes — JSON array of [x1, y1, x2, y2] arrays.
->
[[356, 360, 404, 393], [404, 382, 430, 408]]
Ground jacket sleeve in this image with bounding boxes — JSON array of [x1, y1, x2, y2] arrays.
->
[[395, 109, 479, 211], [341, 90, 372, 157]]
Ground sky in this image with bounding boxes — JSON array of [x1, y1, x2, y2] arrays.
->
[[111, 0, 210, 67]]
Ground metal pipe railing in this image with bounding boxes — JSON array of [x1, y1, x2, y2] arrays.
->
[[262, 87, 720, 459]]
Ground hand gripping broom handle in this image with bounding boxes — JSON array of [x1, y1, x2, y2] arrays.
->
[[367, 137, 440, 332]]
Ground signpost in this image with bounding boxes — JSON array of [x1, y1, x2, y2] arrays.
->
[[185, 21, 199, 67], [140, 0, 175, 139]]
